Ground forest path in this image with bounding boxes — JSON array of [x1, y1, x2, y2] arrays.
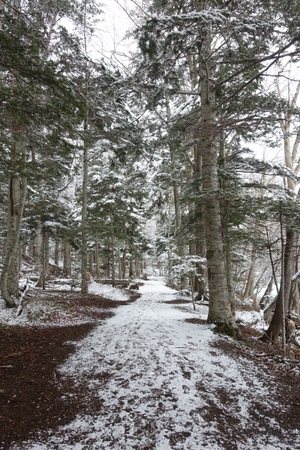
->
[[15, 277, 300, 450]]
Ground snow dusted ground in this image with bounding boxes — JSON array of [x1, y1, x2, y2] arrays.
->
[[0, 280, 129, 327], [10, 277, 300, 449], [88, 280, 129, 301]]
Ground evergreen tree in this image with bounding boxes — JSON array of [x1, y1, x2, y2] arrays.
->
[[135, 0, 300, 333], [0, 0, 83, 306]]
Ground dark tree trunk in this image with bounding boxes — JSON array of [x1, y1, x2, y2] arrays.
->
[[1, 174, 27, 307], [265, 229, 294, 342]]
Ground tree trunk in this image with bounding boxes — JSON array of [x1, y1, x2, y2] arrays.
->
[[63, 240, 72, 277], [129, 258, 134, 279], [111, 220, 116, 284], [243, 257, 257, 301], [81, 5, 89, 294], [122, 244, 127, 279], [81, 111, 89, 295], [259, 277, 273, 309], [34, 221, 43, 273], [135, 255, 141, 278], [166, 99, 185, 260], [54, 239, 60, 266], [265, 229, 294, 342], [193, 140, 207, 299], [89, 251, 94, 275], [224, 227, 235, 312], [118, 247, 122, 279], [95, 241, 100, 278], [1, 174, 27, 307], [36, 230, 49, 289], [200, 47, 237, 333]]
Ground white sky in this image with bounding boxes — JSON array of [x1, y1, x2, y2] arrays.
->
[[89, 0, 139, 65]]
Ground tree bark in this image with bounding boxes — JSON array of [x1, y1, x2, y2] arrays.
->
[[36, 230, 49, 289], [63, 240, 72, 277], [95, 241, 100, 278], [243, 256, 256, 301], [122, 243, 127, 279], [34, 221, 43, 273], [200, 42, 237, 333], [89, 251, 94, 275], [265, 229, 294, 342], [193, 139, 207, 299], [54, 239, 60, 266], [81, 110, 89, 295], [1, 174, 27, 307], [81, 2, 89, 295]]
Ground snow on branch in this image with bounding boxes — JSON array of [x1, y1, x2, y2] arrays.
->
[[237, 157, 300, 182], [292, 271, 300, 282], [159, 10, 228, 25], [171, 255, 206, 281]]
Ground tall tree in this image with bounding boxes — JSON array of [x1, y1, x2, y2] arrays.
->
[[135, 0, 300, 333]]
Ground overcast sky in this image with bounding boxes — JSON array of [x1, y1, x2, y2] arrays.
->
[[90, 0, 139, 65]]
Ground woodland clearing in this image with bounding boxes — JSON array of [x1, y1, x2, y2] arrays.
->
[[1, 277, 300, 450]]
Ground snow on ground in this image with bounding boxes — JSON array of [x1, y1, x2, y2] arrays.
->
[[0, 279, 129, 327], [11, 277, 300, 450], [235, 309, 265, 329], [89, 280, 129, 301]]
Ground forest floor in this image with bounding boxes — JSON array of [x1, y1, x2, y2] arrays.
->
[[1, 277, 300, 450]]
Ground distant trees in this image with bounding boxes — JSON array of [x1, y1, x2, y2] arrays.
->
[[88, 145, 150, 280], [0, 0, 151, 305], [0, 0, 83, 306]]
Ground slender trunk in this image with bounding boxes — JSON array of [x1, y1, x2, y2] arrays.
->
[[136, 256, 141, 278], [260, 277, 273, 308], [88, 251, 93, 274], [170, 149, 184, 258], [129, 256, 134, 278], [193, 141, 207, 299], [107, 248, 110, 278], [54, 239, 60, 266], [293, 280, 300, 314], [63, 240, 72, 277], [34, 221, 43, 273], [81, 2, 89, 295], [122, 244, 127, 279], [166, 100, 184, 259], [224, 227, 235, 311], [36, 230, 49, 289], [81, 111, 88, 295], [1, 174, 27, 307], [111, 219, 116, 284], [95, 241, 100, 278], [265, 229, 294, 342], [243, 257, 256, 300], [118, 247, 122, 279]]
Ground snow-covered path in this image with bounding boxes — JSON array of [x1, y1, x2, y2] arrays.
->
[[16, 278, 299, 450]]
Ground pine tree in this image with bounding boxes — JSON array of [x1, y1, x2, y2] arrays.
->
[[0, 1, 83, 306], [135, 0, 300, 333]]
